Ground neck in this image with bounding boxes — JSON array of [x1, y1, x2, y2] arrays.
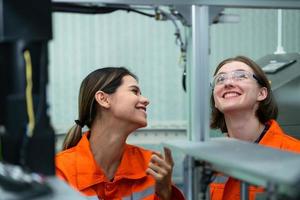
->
[[224, 111, 265, 142], [89, 117, 130, 181]]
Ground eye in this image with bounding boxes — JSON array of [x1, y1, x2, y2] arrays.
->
[[235, 71, 249, 80], [131, 88, 140, 95], [215, 75, 226, 84]]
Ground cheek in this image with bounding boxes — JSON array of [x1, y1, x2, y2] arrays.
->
[[246, 87, 261, 101], [213, 91, 220, 108]]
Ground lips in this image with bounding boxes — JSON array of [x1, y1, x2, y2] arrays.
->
[[222, 91, 241, 99], [136, 106, 147, 112]]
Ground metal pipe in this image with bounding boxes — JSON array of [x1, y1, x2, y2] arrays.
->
[[240, 182, 249, 200], [191, 5, 210, 142]]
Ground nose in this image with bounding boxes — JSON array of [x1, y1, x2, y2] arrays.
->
[[141, 95, 150, 106], [223, 76, 234, 86]]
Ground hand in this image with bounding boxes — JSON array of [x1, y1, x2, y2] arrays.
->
[[146, 147, 174, 200]]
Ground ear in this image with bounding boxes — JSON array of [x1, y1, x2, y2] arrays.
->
[[257, 87, 268, 101], [94, 91, 110, 109]]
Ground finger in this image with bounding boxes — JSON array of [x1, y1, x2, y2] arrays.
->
[[146, 167, 164, 180], [164, 147, 174, 166], [150, 154, 169, 169], [148, 162, 168, 175], [150, 155, 172, 175], [152, 151, 163, 159]]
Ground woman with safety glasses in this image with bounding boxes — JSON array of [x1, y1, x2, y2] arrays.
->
[[209, 56, 300, 200]]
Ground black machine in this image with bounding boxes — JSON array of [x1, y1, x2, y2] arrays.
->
[[0, 0, 54, 178]]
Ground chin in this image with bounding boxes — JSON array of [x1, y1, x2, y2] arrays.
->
[[138, 121, 147, 128], [138, 118, 148, 127], [222, 105, 247, 114], [221, 108, 237, 114]]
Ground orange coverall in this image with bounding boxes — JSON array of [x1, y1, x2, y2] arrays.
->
[[56, 132, 185, 200], [210, 120, 300, 200]]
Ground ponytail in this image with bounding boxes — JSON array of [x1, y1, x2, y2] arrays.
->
[[62, 124, 83, 150]]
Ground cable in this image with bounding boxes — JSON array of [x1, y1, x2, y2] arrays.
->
[[52, 3, 118, 14], [24, 50, 35, 138], [52, 3, 155, 18], [155, 7, 188, 91], [125, 8, 155, 18], [155, 8, 186, 51]]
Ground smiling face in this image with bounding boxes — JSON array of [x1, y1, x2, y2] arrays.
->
[[107, 75, 150, 128], [213, 61, 267, 115]]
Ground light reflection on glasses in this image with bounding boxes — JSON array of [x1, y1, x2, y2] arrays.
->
[[211, 70, 260, 87]]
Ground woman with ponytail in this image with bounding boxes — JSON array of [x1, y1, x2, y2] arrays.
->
[[56, 67, 185, 200]]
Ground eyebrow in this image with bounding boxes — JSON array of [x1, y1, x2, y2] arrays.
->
[[216, 69, 247, 75]]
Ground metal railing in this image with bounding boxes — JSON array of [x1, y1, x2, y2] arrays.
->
[[165, 138, 300, 200]]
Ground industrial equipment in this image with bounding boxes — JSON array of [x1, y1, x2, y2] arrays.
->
[[257, 53, 300, 139]]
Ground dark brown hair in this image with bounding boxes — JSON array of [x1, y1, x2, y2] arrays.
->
[[62, 67, 137, 150], [210, 56, 278, 133]]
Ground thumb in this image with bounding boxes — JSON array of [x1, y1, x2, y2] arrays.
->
[[164, 147, 174, 166]]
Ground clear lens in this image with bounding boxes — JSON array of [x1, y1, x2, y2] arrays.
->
[[212, 70, 254, 87]]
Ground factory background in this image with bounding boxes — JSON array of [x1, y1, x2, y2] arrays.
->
[[48, 8, 300, 186]]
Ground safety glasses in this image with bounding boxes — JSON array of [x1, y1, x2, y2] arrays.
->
[[211, 70, 260, 88]]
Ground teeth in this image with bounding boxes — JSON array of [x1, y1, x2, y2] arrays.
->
[[224, 92, 239, 98]]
